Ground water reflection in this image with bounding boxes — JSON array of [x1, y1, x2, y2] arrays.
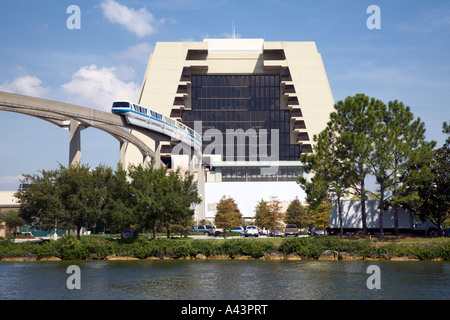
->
[[0, 260, 448, 300]]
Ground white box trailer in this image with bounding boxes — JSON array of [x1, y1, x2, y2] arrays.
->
[[330, 200, 439, 236]]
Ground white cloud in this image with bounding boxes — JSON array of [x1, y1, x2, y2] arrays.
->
[[101, 0, 163, 37], [0, 75, 50, 98], [114, 42, 154, 63], [61, 65, 140, 112]]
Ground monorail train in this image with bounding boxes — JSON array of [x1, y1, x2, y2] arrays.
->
[[111, 101, 202, 150]]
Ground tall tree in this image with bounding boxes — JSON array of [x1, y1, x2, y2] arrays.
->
[[254, 199, 270, 230], [384, 101, 434, 234], [161, 169, 201, 238], [254, 196, 285, 232], [284, 197, 307, 228], [366, 100, 435, 238], [299, 126, 352, 237], [215, 196, 242, 239], [328, 94, 382, 234], [56, 163, 107, 239], [407, 122, 449, 235], [103, 164, 135, 233], [128, 163, 168, 238]]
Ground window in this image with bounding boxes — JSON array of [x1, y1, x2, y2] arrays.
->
[[183, 74, 301, 178]]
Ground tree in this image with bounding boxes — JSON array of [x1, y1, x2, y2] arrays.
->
[[367, 101, 434, 238], [161, 169, 201, 238], [215, 196, 242, 239], [299, 126, 352, 237], [285, 197, 307, 228], [0, 210, 24, 237], [56, 163, 108, 239], [304, 197, 332, 230], [327, 94, 382, 234], [103, 164, 135, 233], [128, 163, 168, 238], [15, 169, 62, 230], [407, 122, 449, 235], [254, 196, 285, 232], [254, 199, 270, 230], [127, 163, 201, 238]]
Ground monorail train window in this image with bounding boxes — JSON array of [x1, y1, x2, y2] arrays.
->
[[112, 101, 131, 108]]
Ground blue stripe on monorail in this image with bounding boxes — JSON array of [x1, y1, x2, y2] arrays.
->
[[112, 108, 202, 144]]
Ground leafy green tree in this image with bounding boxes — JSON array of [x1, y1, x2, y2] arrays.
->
[[285, 197, 307, 228], [367, 101, 435, 238], [0, 210, 24, 237], [384, 101, 435, 234], [103, 164, 135, 233], [128, 162, 168, 238], [56, 163, 107, 239], [215, 196, 242, 239], [299, 126, 352, 237], [161, 169, 201, 238], [327, 94, 382, 234], [15, 169, 62, 230], [127, 163, 201, 238], [407, 122, 449, 235]]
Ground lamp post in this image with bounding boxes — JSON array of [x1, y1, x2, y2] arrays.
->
[[53, 218, 58, 240]]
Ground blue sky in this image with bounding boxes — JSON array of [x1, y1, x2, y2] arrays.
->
[[0, 0, 449, 191]]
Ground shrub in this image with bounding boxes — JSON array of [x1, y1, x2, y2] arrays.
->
[[54, 235, 85, 260], [220, 239, 276, 258]]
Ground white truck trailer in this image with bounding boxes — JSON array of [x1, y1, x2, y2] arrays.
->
[[330, 200, 440, 236]]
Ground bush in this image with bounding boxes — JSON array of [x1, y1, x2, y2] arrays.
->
[[0, 236, 449, 261], [54, 235, 85, 260], [220, 239, 276, 258], [279, 237, 377, 259]]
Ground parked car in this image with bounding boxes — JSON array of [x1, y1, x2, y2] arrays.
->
[[244, 226, 259, 237], [309, 227, 326, 236], [189, 225, 216, 236], [444, 228, 450, 237], [284, 224, 299, 237], [230, 226, 245, 236], [269, 230, 284, 237]]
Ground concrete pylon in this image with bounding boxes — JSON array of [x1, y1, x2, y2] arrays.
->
[[69, 119, 84, 166], [154, 139, 162, 168], [119, 141, 128, 166]]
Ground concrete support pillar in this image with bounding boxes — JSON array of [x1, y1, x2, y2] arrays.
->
[[69, 119, 83, 166], [197, 161, 206, 221], [119, 141, 128, 166], [189, 147, 194, 173], [143, 154, 152, 168], [155, 140, 162, 168]]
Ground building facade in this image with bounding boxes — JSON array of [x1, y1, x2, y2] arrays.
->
[[123, 39, 335, 220]]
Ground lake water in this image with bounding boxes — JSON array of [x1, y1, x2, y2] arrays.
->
[[0, 260, 448, 300]]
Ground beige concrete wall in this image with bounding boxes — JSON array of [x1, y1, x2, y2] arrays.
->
[[281, 42, 335, 142]]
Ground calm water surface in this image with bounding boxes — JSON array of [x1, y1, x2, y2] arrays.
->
[[0, 260, 448, 300]]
